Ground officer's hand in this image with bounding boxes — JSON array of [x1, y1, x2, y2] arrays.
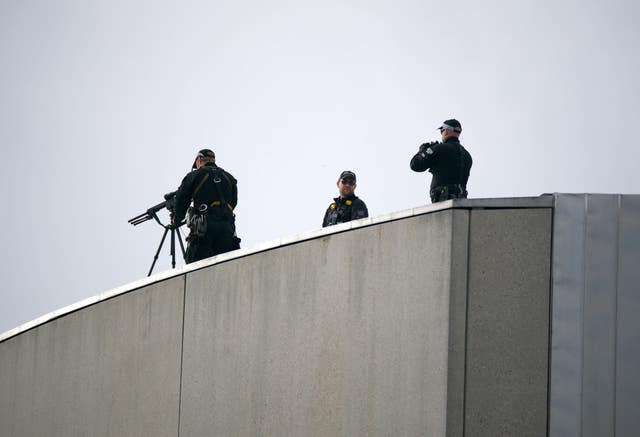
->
[[419, 141, 436, 152], [168, 213, 180, 229]]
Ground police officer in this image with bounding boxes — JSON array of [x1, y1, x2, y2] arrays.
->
[[322, 170, 369, 227], [410, 118, 472, 203], [172, 148, 238, 263]]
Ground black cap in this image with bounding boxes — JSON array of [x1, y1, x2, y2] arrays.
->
[[339, 170, 356, 181], [438, 119, 462, 133], [192, 148, 215, 169]]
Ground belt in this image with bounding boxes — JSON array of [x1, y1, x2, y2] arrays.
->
[[431, 184, 464, 194], [210, 200, 234, 212]]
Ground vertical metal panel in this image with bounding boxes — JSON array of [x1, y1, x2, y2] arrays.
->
[[550, 194, 640, 437], [615, 195, 640, 437], [582, 195, 618, 437], [549, 194, 586, 437]]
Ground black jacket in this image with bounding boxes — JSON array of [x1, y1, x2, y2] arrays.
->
[[322, 194, 369, 227], [410, 137, 472, 190], [173, 163, 237, 224]]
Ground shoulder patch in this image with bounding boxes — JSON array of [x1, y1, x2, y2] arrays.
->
[[426, 147, 434, 155]]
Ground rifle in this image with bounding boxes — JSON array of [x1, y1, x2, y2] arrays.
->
[[128, 191, 178, 226]]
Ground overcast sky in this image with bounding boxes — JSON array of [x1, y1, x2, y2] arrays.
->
[[1, 0, 639, 334]]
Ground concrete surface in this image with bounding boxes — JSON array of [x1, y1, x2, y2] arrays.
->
[[0, 276, 185, 437], [179, 210, 466, 436], [2, 195, 636, 437], [464, 209, 552, 437]]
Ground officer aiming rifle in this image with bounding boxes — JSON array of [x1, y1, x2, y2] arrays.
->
[[171, 148, 239, 264]]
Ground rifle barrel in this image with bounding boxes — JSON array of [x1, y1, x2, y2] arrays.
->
[[128, 197, 171, 226], [128, 214, 152, 226]]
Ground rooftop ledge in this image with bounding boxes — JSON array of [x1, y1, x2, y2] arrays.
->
[[1, 194, 556, 342]]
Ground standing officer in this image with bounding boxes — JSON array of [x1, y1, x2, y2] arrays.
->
[[172, 148, 238, 263], [410, 118, 472, 203], [322, 170, 369, 227]]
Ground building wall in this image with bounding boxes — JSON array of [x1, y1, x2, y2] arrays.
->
[[0, 201, 558, 437], [179, 210, 469, 437], [0, 277, 184, 437], [464, 209, 551, 437]]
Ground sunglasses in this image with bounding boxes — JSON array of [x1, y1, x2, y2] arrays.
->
[[341, 179, 355, 185]]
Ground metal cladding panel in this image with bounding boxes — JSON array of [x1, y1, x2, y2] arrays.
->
[[549, 194, 640, 437], [582, 196, 618, 437], [549, 194, 585, 437], [0, 277, 185, 437], [179, 210, 468, 437], [615, 195, 640, 436]]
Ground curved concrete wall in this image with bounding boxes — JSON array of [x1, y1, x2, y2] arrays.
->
[[0, 196, 577, 436], [0, 277, 185, 436]]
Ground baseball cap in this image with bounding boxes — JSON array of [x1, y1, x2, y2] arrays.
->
[[339, 170, 356, 181], [438, 119, 462, 132], [192, 148, 215, 169]]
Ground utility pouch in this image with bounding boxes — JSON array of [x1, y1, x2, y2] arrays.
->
[[430, 185, 466, 202], [430, 186, 451, 203], [232, 235, 241, 250], [187, 204, 208, 239]]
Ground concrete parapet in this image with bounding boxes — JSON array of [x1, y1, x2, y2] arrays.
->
[[2, 195, 637, 436], [0, 277, 184, 437]]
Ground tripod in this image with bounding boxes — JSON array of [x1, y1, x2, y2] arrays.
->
[[147, 218, 187, 276], [147, 222, 186, 276], [128, 194, 188, 276]]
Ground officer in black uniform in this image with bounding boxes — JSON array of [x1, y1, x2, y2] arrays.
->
[[410, 118, 472, 203], [322, 170, 369, 227], [172, 148, 238, 263]]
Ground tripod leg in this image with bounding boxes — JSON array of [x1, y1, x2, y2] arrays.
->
[[176, 228, 187, 260], [148, 227, 170, 277], [170, 227, 177, 269]]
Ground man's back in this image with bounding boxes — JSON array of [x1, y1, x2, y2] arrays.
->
[[410, 118, 472, 202]]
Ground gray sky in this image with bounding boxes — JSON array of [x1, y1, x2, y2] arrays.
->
[[1, 0, 639, 334]]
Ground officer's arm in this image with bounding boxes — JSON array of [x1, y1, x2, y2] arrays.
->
[[410, 142, 438, 172], [353, 200, 369, 219], [464, 153, 473, 186], [322, 205, 332, 227], [173, 173, 196, 224], [229, 174, 238, 209]]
